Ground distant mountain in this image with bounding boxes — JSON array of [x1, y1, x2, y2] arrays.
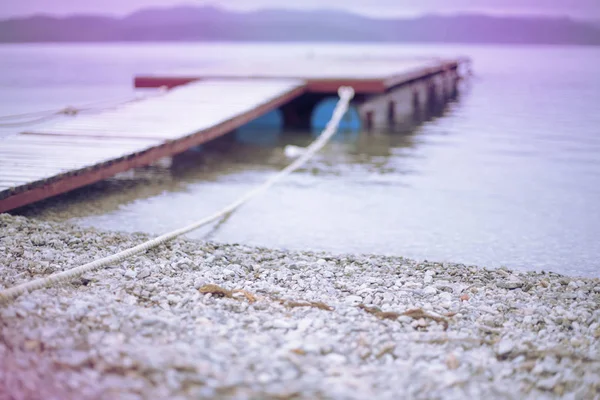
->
[[1, 6, 599, 45]]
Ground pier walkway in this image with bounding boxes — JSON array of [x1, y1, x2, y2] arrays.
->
[[0, 79, 305, 213]]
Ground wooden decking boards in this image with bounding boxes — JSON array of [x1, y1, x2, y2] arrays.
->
[[0, 79, 305, 212]]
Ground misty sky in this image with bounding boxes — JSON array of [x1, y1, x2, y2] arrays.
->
[[1, 0, 599, 20]]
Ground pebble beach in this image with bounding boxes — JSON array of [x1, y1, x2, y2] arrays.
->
[[1, 213, 599, 399]]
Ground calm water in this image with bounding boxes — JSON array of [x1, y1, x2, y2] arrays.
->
[[1, 43, 599, 277]]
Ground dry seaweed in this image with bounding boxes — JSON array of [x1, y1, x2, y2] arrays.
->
[[358, 304, 384, 315], [198, 284, 331, 310], [272, 296, 334, 311], [198, 284, 257, 303], [198, 284, 233, 298], [357, 304, 400, 320], [377, 311, 402, 320], [358, 304, 449, 330], [232, 289, 257, 304], [285, 301, 334, 311], [415, 337, 495, 346], [401, 308, 449, 330]]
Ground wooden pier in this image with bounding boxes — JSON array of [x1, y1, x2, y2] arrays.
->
[[0, 79, 304, 212], [135, 57, 461, 93], [0, 57, 466, 213]]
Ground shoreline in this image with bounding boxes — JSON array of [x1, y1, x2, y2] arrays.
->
[[1, 213, 599, 399]]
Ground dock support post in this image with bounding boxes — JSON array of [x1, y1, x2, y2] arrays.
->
[[365, 111, 374, 132], [412, 87, 422, 123], [387, 100, 396, 127], [427, 81, 438, 115]]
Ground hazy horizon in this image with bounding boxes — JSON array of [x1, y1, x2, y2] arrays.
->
[[1, 0, 600, 21]]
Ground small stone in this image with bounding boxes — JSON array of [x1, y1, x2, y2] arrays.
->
[[24, 340, 42, 352], [222, 269, 235, 278], [57, 351, 90, 368], [194, 278, 206, 289], [124, 269, 137, 279], [18, 300, 37, 312], [496, 338, 515, 357], [412, 318, 428, 328], [446, 353, 459, 370], [138, 268, 151, 279], [345, 295, 362, 304], [565, 312, 577, 321], [497, 280, 524, 290], [537, 374, 561, 391], [460, 293, 470, 301], [423, 287, 437, 296], [438, 292, 452, 302], [270, 320, 297, 330], [167, 294, 179, 304], [324, 353, 347, 365], [257, 373, 273, 384], [567, 281, 578, 289], [344, 266, 356, 275], [424, 275, 433, 285], [561, 293, 578, 300], [297, 318, 312, 332]]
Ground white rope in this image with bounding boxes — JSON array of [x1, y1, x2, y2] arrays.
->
[[0, 88, 169, 128], [0, 86, 355, 305]]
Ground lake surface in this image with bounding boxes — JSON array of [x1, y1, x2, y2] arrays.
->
[[1, 43, 599, 277]]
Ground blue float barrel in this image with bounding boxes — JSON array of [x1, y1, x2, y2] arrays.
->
[[311, 97, 361, 134], [235, 109, 283, 145]]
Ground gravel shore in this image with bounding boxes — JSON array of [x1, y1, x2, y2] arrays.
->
[[1, 213, 599, 399]]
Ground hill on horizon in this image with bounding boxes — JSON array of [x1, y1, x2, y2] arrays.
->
[[1, 6, 599, 45]]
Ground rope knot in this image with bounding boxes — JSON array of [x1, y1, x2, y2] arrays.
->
[[60, 106, 79, 116]]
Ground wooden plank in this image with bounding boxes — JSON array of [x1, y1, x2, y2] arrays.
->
[[0, 173, 66, 182], [0, 134, 161, 162], [9, 134, 160, 148], [0, 179, 30, 187], [0, 145, 146, 156], [0, 157, 105, 167], [0, 146, 142, 156], [1, 139, 157, 151], [2, 135, 160, 147]]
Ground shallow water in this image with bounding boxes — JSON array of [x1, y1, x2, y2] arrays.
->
[[1, 43, 599, 277]]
